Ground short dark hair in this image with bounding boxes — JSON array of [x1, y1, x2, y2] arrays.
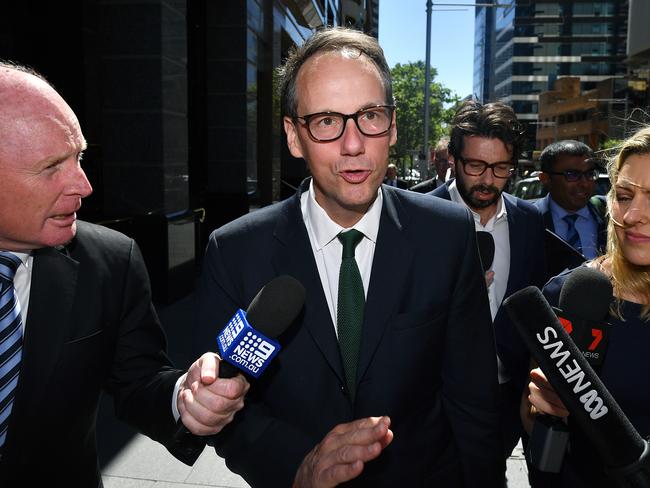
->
[[277, 27, 393, 119], [539, 140, 594, 172], [448, 100, 525, 165]]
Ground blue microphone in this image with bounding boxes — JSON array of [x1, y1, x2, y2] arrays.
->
[[216, 275, 305, 379]]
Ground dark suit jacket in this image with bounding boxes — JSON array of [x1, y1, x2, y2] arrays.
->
[[0, 221, 202, 487], [409, 177, 444, 193], [429, 183, 546, 389], [195, 181, 504, 487], [383, 177, 408, 189], [535, 194, 607, 255]]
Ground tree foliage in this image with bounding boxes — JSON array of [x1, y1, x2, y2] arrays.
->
[[390, 61, 459, 167]]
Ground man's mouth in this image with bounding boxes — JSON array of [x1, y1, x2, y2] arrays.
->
[[340, 169, 372, 184]]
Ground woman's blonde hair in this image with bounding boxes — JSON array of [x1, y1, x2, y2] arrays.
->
[[598, 126, 650, 319]]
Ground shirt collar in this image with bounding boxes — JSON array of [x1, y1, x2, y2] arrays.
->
[[303, 179, 382, 251], [0, 251, 31, 269]]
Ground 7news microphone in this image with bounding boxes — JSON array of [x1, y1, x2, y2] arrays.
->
[[504, 277, 650, 487], [174, 275, 305, 444]]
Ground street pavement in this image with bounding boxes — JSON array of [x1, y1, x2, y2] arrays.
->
[[98, 292, 531, 487]]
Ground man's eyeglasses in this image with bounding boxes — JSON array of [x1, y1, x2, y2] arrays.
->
[[458, 157, 515, 179], [546, 169, 599, 182], [295, 105, 395, 142]]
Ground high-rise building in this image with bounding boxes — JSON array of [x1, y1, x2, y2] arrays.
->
[[473, 2, 496, 102], [474, 1, 629, 152]]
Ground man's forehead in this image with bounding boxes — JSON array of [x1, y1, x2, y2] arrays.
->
[[298, 50, 382, 88], [556, 154, 594, 167], [463, 135, 511, 154]]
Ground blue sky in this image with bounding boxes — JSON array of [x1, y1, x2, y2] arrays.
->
[[378, 1, 475, 99]]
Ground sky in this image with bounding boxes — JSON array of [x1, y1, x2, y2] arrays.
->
[[378, 1, 476, 99]]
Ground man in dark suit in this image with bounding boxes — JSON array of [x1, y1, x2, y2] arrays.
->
[[429, 101, 547, 467], [0, 63, 249, 486], [410, 136, 451, 193], [535, 140, 607, 261], [195, 27, 503, 487], [383, 163, 408, 188]]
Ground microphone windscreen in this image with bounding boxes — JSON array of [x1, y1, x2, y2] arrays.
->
[[559, 267, 613, 322], [246, 275, 306, 338], [504, 286, 645, 469], [476, 231, 495, 271]]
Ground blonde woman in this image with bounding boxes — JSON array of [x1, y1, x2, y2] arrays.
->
[[523, 127, 650, 487]]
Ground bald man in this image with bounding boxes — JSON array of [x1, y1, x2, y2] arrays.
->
[[0, 62, 248, 486]]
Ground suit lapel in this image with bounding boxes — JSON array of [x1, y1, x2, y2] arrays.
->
[[18, 247, 78, 409], [356, 190, 412, 384], [540, 196, 555, 232], [271, 185, 346, 384], [504, 195, 525, 297]]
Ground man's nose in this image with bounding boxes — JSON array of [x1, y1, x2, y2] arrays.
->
[[67, 164, 94, 197], [340, 118, 364, 156]]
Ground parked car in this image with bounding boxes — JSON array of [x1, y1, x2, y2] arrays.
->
[[511, 173, 610, 201]]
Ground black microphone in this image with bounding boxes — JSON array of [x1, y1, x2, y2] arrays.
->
[[524, 268, 613, 472], [173, 275, 305, 449], [476, 231, 495, 272], [217, 275, 306, 378], [504, 287, 650, 486], [555, 267, 613, 369]]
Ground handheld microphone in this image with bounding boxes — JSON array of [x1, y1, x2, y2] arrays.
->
[[555, 267, 613, 369], [524, 268, 613, 472], [216, 275, 306, 378], [476, 231, 495, 272], [504, 287, 650, 486], [173, 275, 305, 449]]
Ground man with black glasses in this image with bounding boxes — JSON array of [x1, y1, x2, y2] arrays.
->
[[429, 100, 547, 474], [195, 28, 504, 487], [536, 140, 607, 259]]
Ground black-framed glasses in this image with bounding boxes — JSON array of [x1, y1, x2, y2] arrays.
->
[[295, 105, 395, 142], [458, 157, 515, 179], [546, 168, 599, 182]]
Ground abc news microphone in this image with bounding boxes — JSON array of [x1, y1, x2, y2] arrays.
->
[[174, 275, 305, 444], [525, 267, 614, 472], [503, 282, 650, 488]]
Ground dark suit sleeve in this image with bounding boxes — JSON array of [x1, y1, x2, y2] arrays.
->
[[530, 206, 549, 289], [105, 239, 204, 465], [441, 210, 505, 486], [194, 236, 316, 486]]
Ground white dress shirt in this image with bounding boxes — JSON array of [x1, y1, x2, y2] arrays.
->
[[5, 252, 33, 331], [448, 181, 511, 383], [448, 181, 510, 320], [301, 179, 382, 334]]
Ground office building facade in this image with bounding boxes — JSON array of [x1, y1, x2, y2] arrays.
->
[[474, 1, 629, 152]]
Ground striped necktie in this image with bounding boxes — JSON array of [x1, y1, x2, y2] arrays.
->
[[0, 252, 23, 452], [337, 230, 365, 402], [563, 214, 583, 254]]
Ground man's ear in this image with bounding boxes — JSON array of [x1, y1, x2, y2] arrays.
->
[[539, 171, 550, 188], [283, 116, 304, 159], [389, 110, 397, 147]]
